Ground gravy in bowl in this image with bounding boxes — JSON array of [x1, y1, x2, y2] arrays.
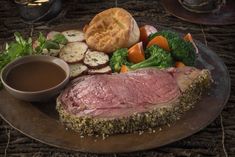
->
[[6, 61, 66, 92], [1, 55, 70, 102]]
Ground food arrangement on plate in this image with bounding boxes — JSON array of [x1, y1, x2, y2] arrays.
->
[[0, 8, 212, 138]]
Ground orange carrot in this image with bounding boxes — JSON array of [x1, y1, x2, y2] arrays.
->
[[184, 33, 193, 42], [120, 65, 129, 73], [147, 35, 170, 51], [128, 42, 145, 64], [139, 25, 157, 45], [175, 61, 186, 68]]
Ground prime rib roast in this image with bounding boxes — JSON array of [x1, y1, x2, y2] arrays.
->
[[56, 67, 212, 136]]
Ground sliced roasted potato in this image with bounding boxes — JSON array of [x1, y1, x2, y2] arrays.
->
[[69, 63, 88, 78], [62, 30, 85, 42], [59, 42, 88, 63], [88, 66, 112, 75], [84, 50, 109, 68]]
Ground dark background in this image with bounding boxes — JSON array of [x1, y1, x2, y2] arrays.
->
[[0, 0, 235, 156]]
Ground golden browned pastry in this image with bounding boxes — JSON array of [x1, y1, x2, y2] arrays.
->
[[84, 8, 140, 54]]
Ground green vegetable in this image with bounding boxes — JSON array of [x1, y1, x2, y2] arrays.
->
[[34, 32, 68, 54], [44, 40, 60, 50], [148, 30, 196, 66], [130, 45, 173, 70], [110, 46, 173, 72], [171, 39, 196, 66], [148, 30, 179, 46], [109, 48, 133, 72], [35, 33, 60, 53], [0, 32, 33, 88], [53, 34, 68, 45]]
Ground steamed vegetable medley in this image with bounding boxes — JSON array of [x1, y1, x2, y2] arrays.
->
[[110, 25, 197, 73]]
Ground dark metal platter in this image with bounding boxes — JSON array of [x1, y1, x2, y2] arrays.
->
[[0, 26, 230, 153], [162, 0, 235, 25]]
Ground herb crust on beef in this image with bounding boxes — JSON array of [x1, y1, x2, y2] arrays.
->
[[56, 68, 212, 137]]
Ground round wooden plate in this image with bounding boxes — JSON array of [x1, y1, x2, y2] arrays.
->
[[0, 30, 230, 153]]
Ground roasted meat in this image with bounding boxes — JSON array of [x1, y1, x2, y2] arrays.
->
[[56, 67, 212, 136]]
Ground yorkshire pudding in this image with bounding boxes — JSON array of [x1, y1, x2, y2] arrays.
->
[[84, 8, 140, 54]]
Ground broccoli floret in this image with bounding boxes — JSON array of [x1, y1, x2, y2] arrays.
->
[[109, 48, 132, 72], [171, 38, 196, 66], [148, 30, 196, 66], [148, 30, 179, 46], [130, 45, 173, 70]]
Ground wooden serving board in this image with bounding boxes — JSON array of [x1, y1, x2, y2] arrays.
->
[[0, 26, 230, 153]]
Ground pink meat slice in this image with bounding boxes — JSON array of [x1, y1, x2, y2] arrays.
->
[[59, 67, 201, 118]]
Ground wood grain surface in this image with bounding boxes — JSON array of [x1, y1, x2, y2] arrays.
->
[[0, 0, 235, 156]]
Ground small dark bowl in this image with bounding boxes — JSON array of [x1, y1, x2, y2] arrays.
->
[[15, 0, 62, 22], [0, 55, 70, 102]]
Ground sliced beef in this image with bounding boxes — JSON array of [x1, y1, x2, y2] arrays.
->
[[60, 68, 180, 118], [56, 67, 212, 136]]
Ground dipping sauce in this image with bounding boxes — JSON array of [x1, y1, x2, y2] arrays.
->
[[6, 61, 66, 92]]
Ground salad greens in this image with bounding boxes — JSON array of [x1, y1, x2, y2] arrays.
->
[[52, 33, 68, 45], [34, 32, 68, 53], [0, 32, 33, 71]]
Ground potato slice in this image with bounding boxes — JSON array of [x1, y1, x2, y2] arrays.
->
[[84, 50, 109, 68], [69, 63, 88, 78], [88, 66, 112, 75], [62, 30, 85, 42], [59, 42, 88, 63]]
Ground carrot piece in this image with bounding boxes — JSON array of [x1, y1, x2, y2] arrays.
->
[[184, 33, 193, 42], [128, 42, 145, 64], [184, 33, 199, 54], [175, 61, 186, 68], [147, 35, 170, 51], [139, 25, 157, 45], [120, 65, 129, 73]]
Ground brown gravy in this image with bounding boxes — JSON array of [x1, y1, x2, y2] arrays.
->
[[6, 61, 66, 92]]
